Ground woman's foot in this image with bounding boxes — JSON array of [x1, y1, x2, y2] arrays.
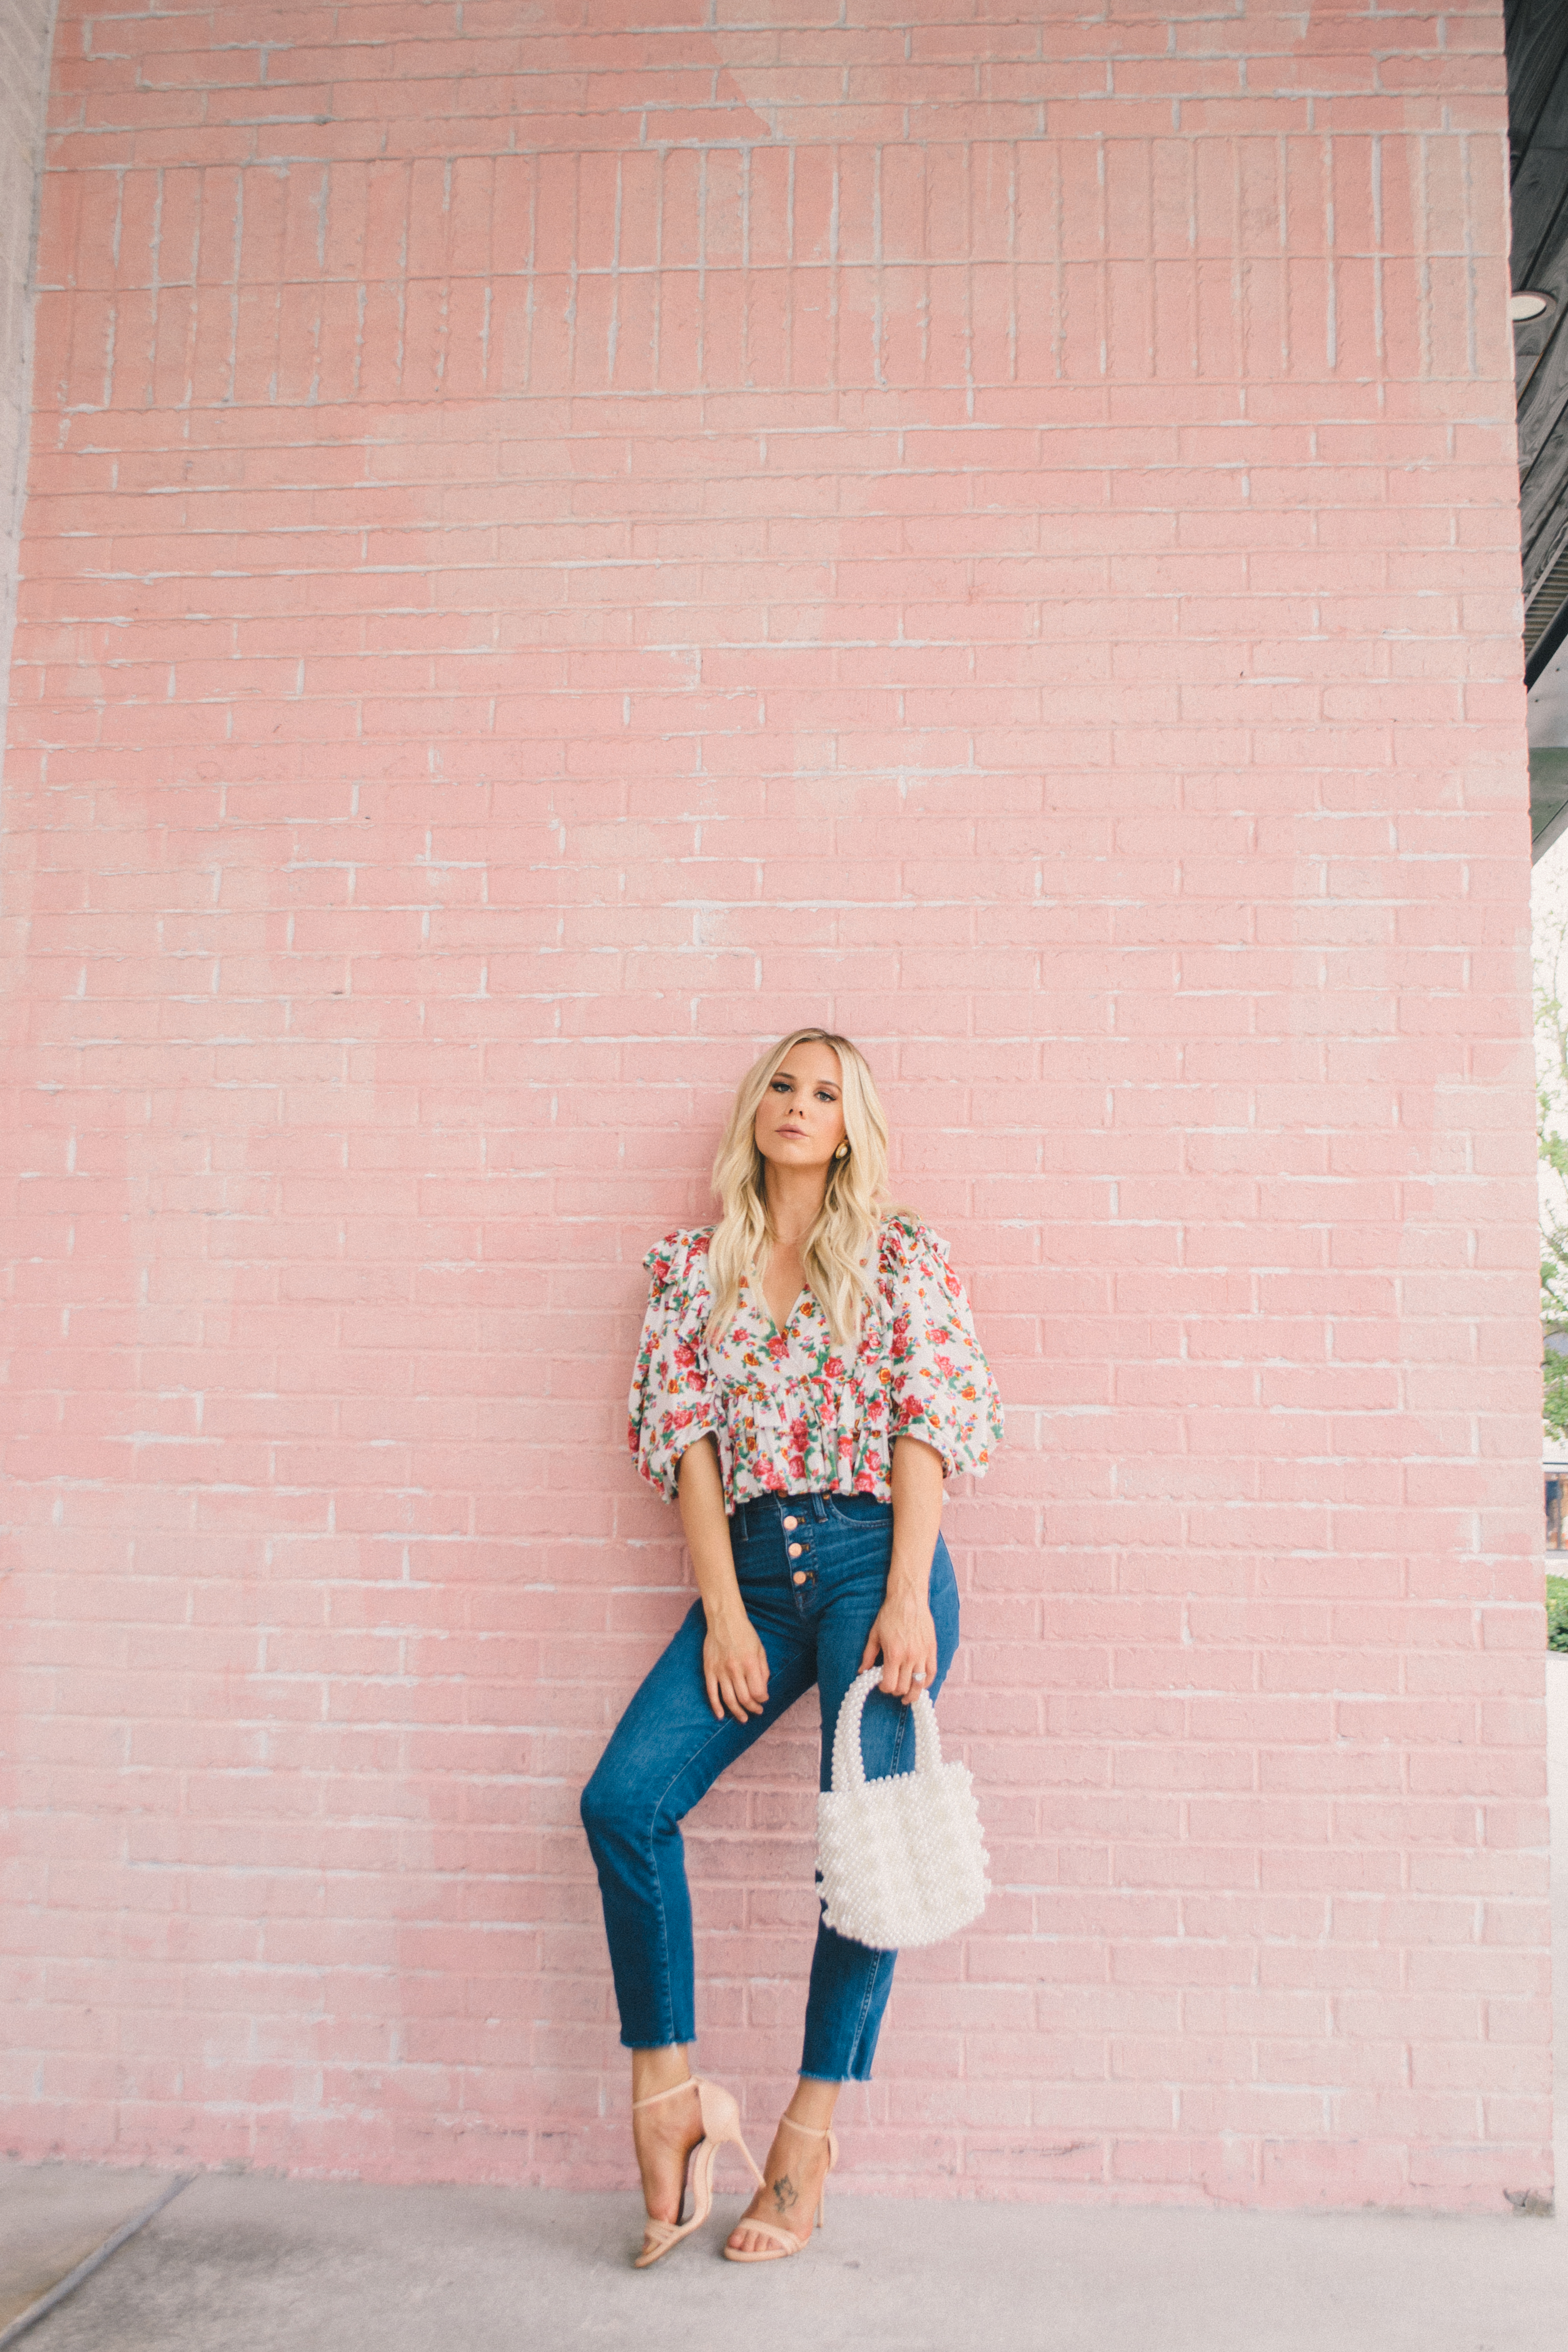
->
[[632, 2076, 703, 2232], [725, 2107, 836, 2257]]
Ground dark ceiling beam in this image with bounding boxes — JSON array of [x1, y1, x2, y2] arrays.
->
[[1506, 2, 1568, 853]]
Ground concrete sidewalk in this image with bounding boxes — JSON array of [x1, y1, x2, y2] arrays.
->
[[0, 2169, 179, 2339], [4, 1650, 1564, 2352], [5, 2167, 1565, 2352]]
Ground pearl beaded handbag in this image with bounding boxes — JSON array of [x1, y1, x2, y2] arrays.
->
[[816, 1668, 991, 1951]]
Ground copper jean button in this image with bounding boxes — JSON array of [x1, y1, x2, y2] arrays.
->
[[782, 1515, 798, 1529], [788, 1542, 803, 1558], [792, 1571, 807, 1586]]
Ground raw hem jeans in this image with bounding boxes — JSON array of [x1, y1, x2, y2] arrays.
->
[[580, 1490, 961, 2083]]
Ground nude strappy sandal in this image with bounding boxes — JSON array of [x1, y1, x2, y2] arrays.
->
[[721, 2112, 839, 2263], [631, 2077, 765, 2269]]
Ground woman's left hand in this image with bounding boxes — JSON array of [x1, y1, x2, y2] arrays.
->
[[860, 1585, 939, 1701]]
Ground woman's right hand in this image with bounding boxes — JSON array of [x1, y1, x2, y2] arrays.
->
[[703, 1610, 770, 1725]]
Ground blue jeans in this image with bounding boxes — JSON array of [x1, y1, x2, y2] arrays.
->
[[580, 1491, 961, 2081]]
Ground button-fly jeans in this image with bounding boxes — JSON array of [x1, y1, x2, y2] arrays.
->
[[580, 1491, 961, 2082]]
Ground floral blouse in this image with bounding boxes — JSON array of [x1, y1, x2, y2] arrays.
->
[[627, 1217, 1003, 1512]]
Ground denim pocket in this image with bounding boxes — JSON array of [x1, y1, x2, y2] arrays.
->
[[728, 1522, 771, 1581], [822, 1493, 893, 1528]]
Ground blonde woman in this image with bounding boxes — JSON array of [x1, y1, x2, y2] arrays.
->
[[581, 1028, 1003, 2267]]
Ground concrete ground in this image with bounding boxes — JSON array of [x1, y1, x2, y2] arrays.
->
[[5, 2169, 1568, 2352], [3, 1651, 1565, 2352], [0, 2169, 176, 2337]]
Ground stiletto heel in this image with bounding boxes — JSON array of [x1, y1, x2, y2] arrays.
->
[[722, 2113, 839, 2263], [631, 2077, 764, 2269]]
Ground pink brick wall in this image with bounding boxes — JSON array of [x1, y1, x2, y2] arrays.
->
[[0, 0, 1553, 2209]]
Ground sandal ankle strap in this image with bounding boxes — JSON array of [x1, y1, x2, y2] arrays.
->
[[776, 2112, 830, 2139], [632, 2076, 699, 2113]]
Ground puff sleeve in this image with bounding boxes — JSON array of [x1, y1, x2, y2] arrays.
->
[[627, 1230, 720, 1503], [881, 1219, 1004, 1481]]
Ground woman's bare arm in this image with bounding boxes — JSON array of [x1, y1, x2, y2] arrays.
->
[[859, 1433, 943, 1698], [677, 1436, 771, 1725]]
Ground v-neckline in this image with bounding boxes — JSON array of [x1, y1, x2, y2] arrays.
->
[[751, 1273, 808, 1340]]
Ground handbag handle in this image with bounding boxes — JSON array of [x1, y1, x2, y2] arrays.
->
[[831, 1665, 944, 1793]]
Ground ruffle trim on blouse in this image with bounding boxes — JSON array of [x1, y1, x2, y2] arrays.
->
[[876, 1218, 1001, 1481], [627, 1228, 723, 1503], [627, 1216, 1001, 1508]]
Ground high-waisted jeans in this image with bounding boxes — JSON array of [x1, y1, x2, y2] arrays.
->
[[580, 1491, 961, 2081]]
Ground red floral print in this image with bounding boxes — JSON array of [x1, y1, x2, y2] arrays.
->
[[627, 1217, 1003, 1513]]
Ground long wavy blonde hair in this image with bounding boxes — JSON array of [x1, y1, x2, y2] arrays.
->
[[705, 1028, 895, 1349]]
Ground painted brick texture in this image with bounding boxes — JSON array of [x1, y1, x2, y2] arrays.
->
[[0, 0, 1553, 2209], [0, 0, 59, 713]]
